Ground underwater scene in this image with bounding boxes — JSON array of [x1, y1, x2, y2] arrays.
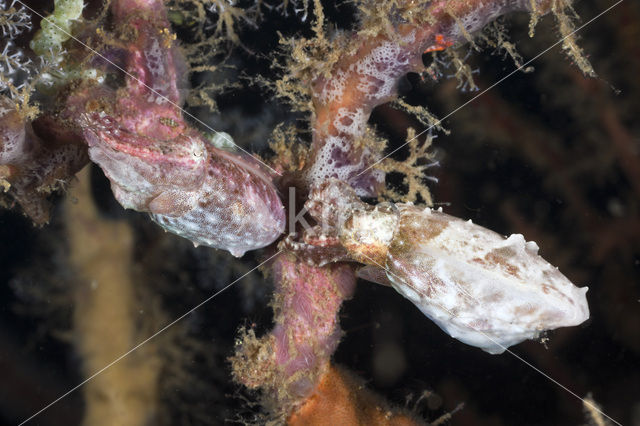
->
[[1, 0, 638, 424]]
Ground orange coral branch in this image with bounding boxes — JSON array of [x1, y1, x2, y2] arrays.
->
[[288, 365, 421, 426]]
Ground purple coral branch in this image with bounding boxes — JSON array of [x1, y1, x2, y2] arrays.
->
[[231, 254, 356, 415]]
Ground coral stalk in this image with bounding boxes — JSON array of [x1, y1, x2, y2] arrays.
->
[[288, 365, 421, 425], [306, 0, 552, 196], [231, 254, 356, 417], [66, 168, 161, 426]]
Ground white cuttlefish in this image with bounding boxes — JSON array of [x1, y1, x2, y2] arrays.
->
[[309, 180, 590, 354]]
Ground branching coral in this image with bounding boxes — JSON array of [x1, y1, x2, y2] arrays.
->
[[377, 127, 437, 204], [0, 0, 37, 118], [0, 0, 612, 424]]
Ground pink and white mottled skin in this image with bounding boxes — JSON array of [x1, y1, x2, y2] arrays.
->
[[305, 180, 590, 354], [67, 0, 285, 256]]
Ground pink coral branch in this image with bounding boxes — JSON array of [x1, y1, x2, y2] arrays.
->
[[306, 0, 552, 196], [231, 254, 356, 415]]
